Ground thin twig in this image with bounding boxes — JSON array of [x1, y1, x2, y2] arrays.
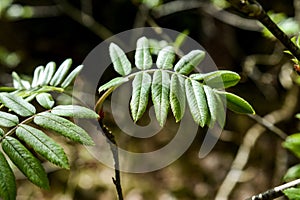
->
[[215, 86, 299, 200]]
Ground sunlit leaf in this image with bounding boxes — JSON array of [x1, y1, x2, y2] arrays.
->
[[16, 124, 69, 169], [0, 93, 36, 117], [190, 70, 241, 88], [203, 85, 218, 127], [284, 164, 300, 181], [51, 105, 99, 119], [12, 71, 25, 89], [0, 151, 16, 200], [156, 46, 175, 70], [109, 43, 132, 76], [130, 72, 152, 122], [170, 74, 186, 122], [283, 188, 300, 200], [135, 37, 153, 70], [2, 136, 49, 189], [34, 112, 94, 145], [0, 87, 16, 92], [174, 50, 205, 75], [185, 79, 208, 127], [98, 77, 129, 93], [283, 133, 300, 158], [214, 91, 226, 127], [36, 93, 55, 109], [0, 111, 19, 127], [31, 66, 44, 88], [40, 61, 56, 85], [151, 70, 170, 126], [61, 64, 84, 88], [216, 91, 255, 114], [50, 58, 72, 86]]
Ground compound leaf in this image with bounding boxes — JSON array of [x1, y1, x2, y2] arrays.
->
[[0, 151, 16, 200], [216, 91, 255, 114], [130, 72, 152, 122], [34, 112, 94, 145], [135, 37, 152, 70], [170, 74, 186, 122], [61, 64, 84, 88], [109, 43, 132, 76], [40, 61, 56, 85], [50, 58, 72, 86], [185, 79, 208, 127], [174, 50, 205, 75], [36, 93, 55, 109], [156, 46, 175, 70], [98, 77, 129, 93], [151, 70, 170, 126], [51, 105, 99, 119], [0, 93, 36, 117], [16, 124, 69, 169], [0, 111, 19, 127], [2, 136, 49, 189]]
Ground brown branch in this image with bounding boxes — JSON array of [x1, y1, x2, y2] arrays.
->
[[226, 0, 300, 61]]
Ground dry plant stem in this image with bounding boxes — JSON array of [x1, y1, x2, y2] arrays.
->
[[98, 119, 123, 200], [227, 0, 300, 61], [215, 86, 299, 200]]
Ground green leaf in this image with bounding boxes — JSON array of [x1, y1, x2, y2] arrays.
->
[[156, 46, 175, 70], [36, 93, 55, 109], [61, 64, 84, 88], [203, 85, 218, 127], [283, 188, 300, 200], [174, 50, 205, 75], [0, 87, 17, 92], [170, 74, 186, 122], [151, 70, 170, 126], [0, 151, 16, 200], [12, 71, 25, 89], [16, 124, 69, 169], [0, 93, 36, 117], [34, 112, 95, 145], [214, 91, 226, 127], [216, 91, 255, 114], [0, 111, 19, 127], [109, 43, 132, 76], [51, 105, 99, 119], [2, 136, 49, 189], [284, 164, 300, 181], [185, 79, 209, 127], [50, 58, 72, 86], [31, 66, 44, 88], [135, 37, 153, 70], [130, 72, 152, 122], [41, 61, 56, 85], [98, 77, 129, 93], [190, 70, 241, 88], [283, 133, 300, 158]]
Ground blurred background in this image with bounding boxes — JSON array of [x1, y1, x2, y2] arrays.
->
[[1, 0, 300, 199]]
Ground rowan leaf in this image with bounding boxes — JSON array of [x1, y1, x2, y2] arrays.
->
[[34, 112, 94, 145], [135, 37, 153, 70], [0, 93, 36, 117], [109, 43, 132, 76], [2, 136, 49, 189], [170, 74, 186, 122], [31, 66, 44, 88], [0, 111, 19, 127], [130, 72, 152, 122], [16, 124, 69, 169], [61, 64, 84, 88], [151, 70, 170, 126], [40, 61, 56, 85], [36, 93, 55, 109], [156, 46, 175, 70], [50, 58, 72, 86], [185, 79, 209, 127], [98, 77, 129, 93], [0, 151, 16, 200], [51, 105, 99, 119], [216, 91, 255, 114], [174, 50, 205, 75]]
